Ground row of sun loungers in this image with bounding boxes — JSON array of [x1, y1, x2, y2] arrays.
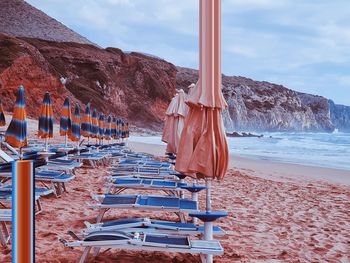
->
[[0, 141, 227, 262]]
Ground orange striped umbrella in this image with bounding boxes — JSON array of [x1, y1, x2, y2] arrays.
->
[[69, 104, 81, 142], [81, 103, 92, 138], [0, 99, 5, 127], [5, 85, 28, 148], [91, 109, 99, 139], [98, 113, 105, 142], [60, 97, 72, 137], [38, 92, 54, 140], [104, 115, 112, 140]]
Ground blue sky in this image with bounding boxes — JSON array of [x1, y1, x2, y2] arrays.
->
[[26, 0, 350, 105]]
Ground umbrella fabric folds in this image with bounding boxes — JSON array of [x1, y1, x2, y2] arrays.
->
[[60, 98, 72, 136], [38, 92, 54, 139], [98, 113, 105, 140], [162, 89, 188, 154], [175, 0, 228, 182], [125, 122, 129, 138], [121, 120, 126, 139], [81, 103, 92, 138], [0, 99, 6, 126], [104, 115, 112, 140], [5, 86, 28, 148], [117, 119, 122, 139], [91, 109, 99, 138], [69, 104, 81, 142], [111, 116, 117, 139]]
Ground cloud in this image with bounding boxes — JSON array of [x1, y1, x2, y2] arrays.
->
[[26, 0, 350, 105]]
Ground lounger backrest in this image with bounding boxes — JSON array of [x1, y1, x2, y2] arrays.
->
[[0, 149, 14, 163]]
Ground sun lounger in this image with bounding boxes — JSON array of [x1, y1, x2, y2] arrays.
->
[[83, 217, 225, 236], [61, 230, 224, 263], [89, 194, 198, 223], [0, 190, 44, 215], [0, 209, 11, 248], [107, 178, 205, 198], [35, 171, 75, 197]]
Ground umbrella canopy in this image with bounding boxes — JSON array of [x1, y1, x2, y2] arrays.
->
[[0, 99, 5, 127], [91, 109, 99, 138], [60, 97, 72, 136], [38, 92, 54, 139], [81, 103, 92, 138], [111, 116, 117, 139], [117, 119, 122, 139], [125, 122, 129, 138], [5, 85, 28, 148], [175, 0, 228, 181], [98, 113, 105, 140], [162, 89, 188, 154], [104, 115, 112, 140], [69, 104, 81, 142], [121, 120, 126, 139]]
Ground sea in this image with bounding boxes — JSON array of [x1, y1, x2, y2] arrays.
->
[[129, 132, 350, 171]]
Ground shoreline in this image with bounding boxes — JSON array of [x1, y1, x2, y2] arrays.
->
[[128, 141, 350, 186]]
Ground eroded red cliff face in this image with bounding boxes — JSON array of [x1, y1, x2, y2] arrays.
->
[[0, 34, 176, 129]]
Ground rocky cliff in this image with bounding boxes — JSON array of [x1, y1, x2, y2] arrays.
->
[[0, 0, 94, 45], [0, 34, 176, 129], [177, 67, 350, 132]]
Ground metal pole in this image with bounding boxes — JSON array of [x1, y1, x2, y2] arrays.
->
[[12, 160, 34, 263]]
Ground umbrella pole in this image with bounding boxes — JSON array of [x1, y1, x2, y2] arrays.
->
[[204, 177, 213, 263], [45, 138, 48, 151], [65, 134, 68, 147]]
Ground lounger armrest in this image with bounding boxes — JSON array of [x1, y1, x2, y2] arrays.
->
[[181, 185, 206, 193], [189, 211, 228, 222]]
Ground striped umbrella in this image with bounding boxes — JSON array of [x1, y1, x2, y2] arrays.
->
[[111, 116, 117, 140], [60, 97, 72, 147], [81, 103, 92, 139], [125, 122, 129, 138], [121, 120, 126, 139], [0, 99, 6, 127], [5, 85, 28, 148], [98, 113, 105, 143], [91, 109, 99, 141], [69, 104, 81, 142], [104, 115, 112, 140], [38, 92, 54, 150], [117, 119, 122, 140]]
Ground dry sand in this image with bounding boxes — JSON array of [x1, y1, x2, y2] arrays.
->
[[0, 116, 350, 262]]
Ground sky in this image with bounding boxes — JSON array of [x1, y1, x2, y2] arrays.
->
[[26, 0, 350, 105]]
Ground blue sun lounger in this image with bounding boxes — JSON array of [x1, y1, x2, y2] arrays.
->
[[89, 194, 198, 223], [35, 171, 75, 197], [83, 217, 225, 236], [61, 230, 224, 263], [0, 209, 11, 248]]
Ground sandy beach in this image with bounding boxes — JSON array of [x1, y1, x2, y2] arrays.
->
[[1, 117, 350, 262]]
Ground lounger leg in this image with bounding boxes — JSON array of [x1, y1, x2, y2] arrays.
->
[[0, 222, 9, 247], [92, 247, 101, 257], [96, 209, 107, 223], [79, 247, 92, 263], [36, 199, 42, 215]]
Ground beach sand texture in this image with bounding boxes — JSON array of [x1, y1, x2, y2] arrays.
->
[[0, 116, 349, 262]]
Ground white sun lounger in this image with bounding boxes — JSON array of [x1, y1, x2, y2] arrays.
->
[[89, 194, 198, 223], [83, 217, 225, 236], [0, 209, 11, 248], [61, 230, 224, 263]]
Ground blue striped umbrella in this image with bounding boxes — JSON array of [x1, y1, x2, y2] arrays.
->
[[5, 85, 28, 148], [60, 98, 72, 137], [91, 109, 99, 139], [121, 120, 126, 139], [98, 113, 105, 141], [0, 99, 6, 127], [104, 115, 112, 140], [111, 116, 117, 140], [38, 92, 54, 140], [69, 104, 81, 142], [117, 118, 122, 139], [81, 103, 92, 138]]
